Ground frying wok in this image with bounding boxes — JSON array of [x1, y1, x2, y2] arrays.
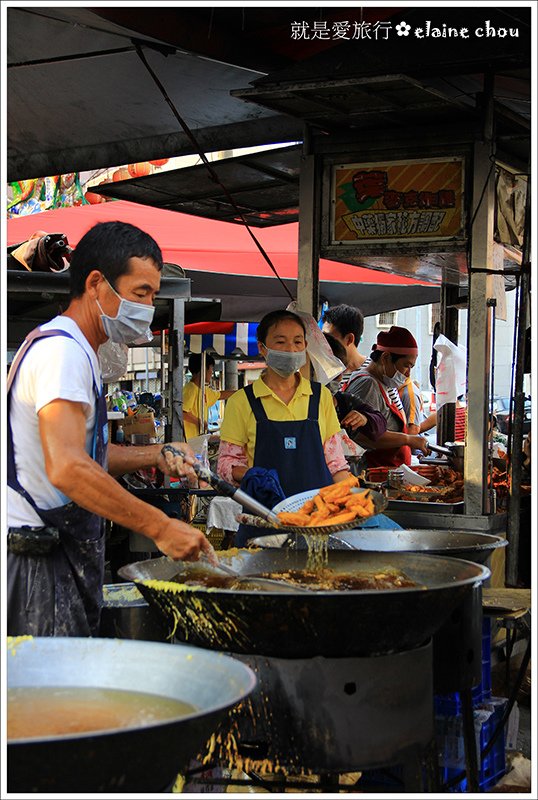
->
[[7, 636, 256, 793], [249, 529, 507, 566], [119, 551, 489, 658]]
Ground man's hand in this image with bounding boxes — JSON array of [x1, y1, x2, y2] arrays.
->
[[153, 518, 217, 562], [158, 442, 198, 486]]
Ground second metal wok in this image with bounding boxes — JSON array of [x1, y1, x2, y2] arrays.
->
[[7, 636, 256, 793], [250, 529, 507, 566], [120, 551, 489, 658]]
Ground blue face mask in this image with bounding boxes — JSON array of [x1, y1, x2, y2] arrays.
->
[[97, 278, 155, 345]]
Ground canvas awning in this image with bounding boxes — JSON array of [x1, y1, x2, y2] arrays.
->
[[184, 322, 259, 357], [7, 201, 440, 322]]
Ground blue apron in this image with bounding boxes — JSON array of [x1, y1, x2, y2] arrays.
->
[[235, 381, 332, 546], [7, 328, 108, 637]]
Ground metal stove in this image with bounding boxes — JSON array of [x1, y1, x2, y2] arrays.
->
[[187, 641, 439, 793]]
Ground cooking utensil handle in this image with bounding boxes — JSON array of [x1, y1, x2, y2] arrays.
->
[[161, 445, 281, 526], [427, 443, 452, 456]]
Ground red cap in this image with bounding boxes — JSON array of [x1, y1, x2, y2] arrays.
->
[[375, 326, 418, 356]]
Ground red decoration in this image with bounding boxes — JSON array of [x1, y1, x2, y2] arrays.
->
[[85, 190, 105, 204], [113, 168, 131, 182], [127, 162, 151, 178], [149, 158, 169, 167]]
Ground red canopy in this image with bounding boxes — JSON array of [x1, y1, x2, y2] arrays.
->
[[7, 201, 439, 320]]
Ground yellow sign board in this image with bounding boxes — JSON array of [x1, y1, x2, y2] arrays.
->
[[332, 157, 464, 243]]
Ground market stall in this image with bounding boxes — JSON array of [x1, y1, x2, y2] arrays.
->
[[5, 5, 531, 794], [227, 53, 530, 582]]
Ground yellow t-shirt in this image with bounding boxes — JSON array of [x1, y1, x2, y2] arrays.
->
[[219, 374, 341, 467], [183, 381, 221, 440]]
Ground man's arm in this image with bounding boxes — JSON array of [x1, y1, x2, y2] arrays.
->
[[38, 399, 213, 561], [219, 390, 236, 400]]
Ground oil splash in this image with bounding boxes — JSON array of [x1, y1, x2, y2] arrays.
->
[[140, 579, 251, 651]]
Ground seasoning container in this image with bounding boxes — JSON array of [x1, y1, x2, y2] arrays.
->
[[387, 470, 404, 489]]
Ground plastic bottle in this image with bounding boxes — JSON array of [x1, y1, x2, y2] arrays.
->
[[116, 423, 125, 444], [113, 389, 128, 413]]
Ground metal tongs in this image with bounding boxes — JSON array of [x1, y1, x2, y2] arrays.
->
[[161, 444, 281, 526], [424, 442, 465, 471], [198, 554, 310, 593]]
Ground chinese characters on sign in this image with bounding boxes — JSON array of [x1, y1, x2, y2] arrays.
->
[[291, 20, 392, 40], [332, 159, 464, 243]]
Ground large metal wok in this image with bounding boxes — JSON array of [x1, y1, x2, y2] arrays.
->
[[120, 551, 489, 658], [250, 529, 507, 566], [7, 636, 256, 793]]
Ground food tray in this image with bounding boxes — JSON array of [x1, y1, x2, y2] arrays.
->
[[387, 498, 464, 514]]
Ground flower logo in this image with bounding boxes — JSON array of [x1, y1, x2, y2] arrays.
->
[[396, 21, 411, 36]]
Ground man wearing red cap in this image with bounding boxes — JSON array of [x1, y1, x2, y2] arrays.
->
[[345, 326, 429, 467]]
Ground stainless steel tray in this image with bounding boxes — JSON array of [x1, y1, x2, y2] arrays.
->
[[387, 498, 464, 514]]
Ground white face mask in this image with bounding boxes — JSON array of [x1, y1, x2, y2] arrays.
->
[[382, 364, 408, 389], [262, 346, 306, 377], [97, 278, 155, 345]]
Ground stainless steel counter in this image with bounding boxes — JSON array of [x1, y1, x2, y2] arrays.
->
[[385, 511, 507, 534]]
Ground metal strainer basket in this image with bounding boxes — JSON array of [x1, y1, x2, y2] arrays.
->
[[237, 486, 388, 536]]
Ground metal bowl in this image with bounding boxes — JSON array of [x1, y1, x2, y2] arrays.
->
[[7, 636, 256, 793], [99, 582, 170, 641], [249, 528, 507, 566], [121, 551, 490, 658]]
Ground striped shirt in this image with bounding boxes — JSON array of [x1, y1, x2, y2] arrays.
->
[[343, 358, 405, 416]]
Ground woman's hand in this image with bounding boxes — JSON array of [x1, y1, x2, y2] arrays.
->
[[340, 410, 368, 431], [407, 435, 430, 456]]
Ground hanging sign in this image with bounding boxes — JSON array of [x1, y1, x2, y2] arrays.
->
[[332, 157, 464, 244]]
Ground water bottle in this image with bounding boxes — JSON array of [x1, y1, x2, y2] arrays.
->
[[113, 390, 127, 413]]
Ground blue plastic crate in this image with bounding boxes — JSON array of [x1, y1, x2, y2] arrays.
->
[[437, 698, 507, 792], [434, 618, 492, 714], [481, 616, 492, 701]]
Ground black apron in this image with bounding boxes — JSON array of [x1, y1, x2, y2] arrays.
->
[[235, 381, 333, 546], [7, 328, 108, 637]]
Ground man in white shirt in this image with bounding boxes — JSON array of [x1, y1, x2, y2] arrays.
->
[[7, 221, 214, 637]]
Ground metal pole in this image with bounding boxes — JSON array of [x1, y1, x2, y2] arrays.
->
[[438, 283, 460, 444], [200, 350, 207, 435], [171, 298, 185, 443], [144, 348, 149, 391], [465, 77, 495, 515], [506, 177, 531, 585], [297, 124, 319, 317], [225, 359, 239, 391]]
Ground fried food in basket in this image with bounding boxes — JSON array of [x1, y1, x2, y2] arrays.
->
[[277, 475, 376, 528]]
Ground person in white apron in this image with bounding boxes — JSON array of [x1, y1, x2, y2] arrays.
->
[[7, 221, 214, 636]]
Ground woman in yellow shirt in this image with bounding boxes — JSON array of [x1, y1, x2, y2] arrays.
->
[[218, 310, 350, 543], [182, 353, 234, 440]]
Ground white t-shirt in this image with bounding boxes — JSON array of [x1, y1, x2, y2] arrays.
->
[[8, 316, 102, 528]]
